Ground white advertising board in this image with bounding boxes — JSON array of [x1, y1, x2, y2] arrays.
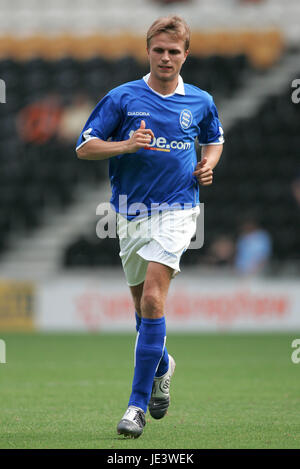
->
[[37, 272, 300, 332]]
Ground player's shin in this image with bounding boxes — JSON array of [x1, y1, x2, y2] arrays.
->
[[135, 311, 169, 377], [128, 317, 167, 413]]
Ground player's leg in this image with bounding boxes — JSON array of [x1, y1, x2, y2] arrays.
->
[[129, 283, 143, 331], [140, 264, 176, 420], [140, 261, 173, 318], [117, 262, 172, 438], [130, 282, 169, 375], [127, 262, 172, 409], [118, 208, 199, 435]]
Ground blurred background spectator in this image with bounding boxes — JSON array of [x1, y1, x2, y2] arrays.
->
[[205, 235, 235, 267], [17, 92, 63, 145], [58, 93, 94, 144], [235, 215, 272, 275]]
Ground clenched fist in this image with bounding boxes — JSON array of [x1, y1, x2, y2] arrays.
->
[[193, 157, 213, 186]]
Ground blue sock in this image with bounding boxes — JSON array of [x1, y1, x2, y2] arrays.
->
[[135, 312, 169, 377], [129, 317, 166, 413], [155, 346, 169, 377], [135, 311, 169, 377]]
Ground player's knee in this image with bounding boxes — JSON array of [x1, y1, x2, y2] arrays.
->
[[141, 292, 163, 319]]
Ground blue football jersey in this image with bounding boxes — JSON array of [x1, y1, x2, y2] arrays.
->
[[76, 75, 224, 220]]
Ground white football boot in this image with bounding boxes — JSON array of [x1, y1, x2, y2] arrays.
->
[[117, 405, 146, 438], [148, 354, 176, 419]]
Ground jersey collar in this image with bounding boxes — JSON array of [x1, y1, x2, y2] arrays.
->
[[143, 73, 185, 98]]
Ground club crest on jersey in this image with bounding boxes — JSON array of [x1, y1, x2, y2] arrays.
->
[[179, 109, 193, 130]]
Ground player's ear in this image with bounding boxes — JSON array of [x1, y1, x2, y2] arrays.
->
[[183, 49, 189, 63]]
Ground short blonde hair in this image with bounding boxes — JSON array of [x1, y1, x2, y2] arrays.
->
[[146, 15, 190, 51]]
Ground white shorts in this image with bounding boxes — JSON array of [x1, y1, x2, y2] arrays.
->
[[117, 206, 200, 286]]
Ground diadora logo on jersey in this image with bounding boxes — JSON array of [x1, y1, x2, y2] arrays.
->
[[180, 109, 193, 130], [129, 130, 191, 152], [128, 111, 151, 116]]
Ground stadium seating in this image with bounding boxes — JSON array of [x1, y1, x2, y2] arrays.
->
[[1, 54, 298, 269], [63, 77, 300, 268], [0, 53, 250, 258], [0, 31, 284, 68]]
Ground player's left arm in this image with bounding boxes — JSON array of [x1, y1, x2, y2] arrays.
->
[[193, 144, 223, 186]]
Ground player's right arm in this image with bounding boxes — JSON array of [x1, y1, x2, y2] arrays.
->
[[76, 120, 154, 160]]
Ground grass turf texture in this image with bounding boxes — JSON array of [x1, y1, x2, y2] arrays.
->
[[0, 333, 299, 449]]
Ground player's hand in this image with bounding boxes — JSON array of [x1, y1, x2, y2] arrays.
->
[[126, 120, 154, 153], [193, 158, 213, 186]]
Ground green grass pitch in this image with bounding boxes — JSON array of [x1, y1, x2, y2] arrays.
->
[[0, 332, 300, 449]]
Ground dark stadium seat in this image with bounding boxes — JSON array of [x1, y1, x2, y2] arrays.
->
[[63, 235, 94, 267]]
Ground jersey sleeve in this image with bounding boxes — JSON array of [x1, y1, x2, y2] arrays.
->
[[198, 99, 224, 146], [76, 94, 122, 150]]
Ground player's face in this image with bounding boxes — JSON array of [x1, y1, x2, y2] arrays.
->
[[147, 33, 189, 83]]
